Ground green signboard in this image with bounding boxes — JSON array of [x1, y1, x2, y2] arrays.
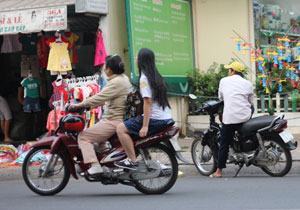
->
[[125, 0, 194, 95]]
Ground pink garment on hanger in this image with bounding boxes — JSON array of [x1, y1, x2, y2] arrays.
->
[[94, 30, 107, 66], [46, 109, 66, 132]]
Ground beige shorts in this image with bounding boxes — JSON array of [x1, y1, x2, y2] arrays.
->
[[0, 97, 12, 121]]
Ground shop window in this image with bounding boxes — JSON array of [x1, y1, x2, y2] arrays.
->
[[253, 0, 300, 97]]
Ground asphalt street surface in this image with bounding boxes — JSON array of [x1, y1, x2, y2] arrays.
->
[[1, 163, 300, 210]]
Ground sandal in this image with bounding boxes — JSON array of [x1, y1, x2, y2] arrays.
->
[[209, 173, 222, 178]]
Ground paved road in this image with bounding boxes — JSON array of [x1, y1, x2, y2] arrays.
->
[[1, 137, 300, 210], [1, 164, 300, 210]]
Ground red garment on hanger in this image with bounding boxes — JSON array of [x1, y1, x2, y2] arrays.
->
[[46, 36, 70, 48], [37, 36, 50, 69], [49, 81, 69, 109], [94, 30, 107, 67]]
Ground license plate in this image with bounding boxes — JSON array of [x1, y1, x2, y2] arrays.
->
[[279, 131, 294, 143]]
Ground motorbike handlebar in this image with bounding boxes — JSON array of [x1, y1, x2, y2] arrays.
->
[[193, 108, 204, 115]]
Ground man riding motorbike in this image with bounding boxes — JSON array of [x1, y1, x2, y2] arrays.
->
[[211, 61, 254, 178], [68, 55, 132, 175]]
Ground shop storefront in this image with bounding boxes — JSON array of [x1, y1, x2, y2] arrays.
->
[[0, 0, 108, 142], [253, 0, 300, 112], [189, 0, 300, 134]]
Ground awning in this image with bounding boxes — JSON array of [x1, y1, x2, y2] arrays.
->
[[0, 0, 75, 12]]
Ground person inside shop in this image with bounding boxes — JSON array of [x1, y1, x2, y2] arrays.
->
[[210, 61, 254, 178], [0, 93, 13, 143], [114, 48, 173, 170], [21, 71, 41, 113], [68, 55, 132, 175]]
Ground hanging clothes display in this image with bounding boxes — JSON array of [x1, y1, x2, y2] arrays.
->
[[94, 30, 107, 67], [37, 34, 50, 69], [48, 79, 69, 109], [19, 34, 38, 55], [21, 76, 41, 113], [46, 109, 66, 133], [19, 34, 39, 78], [65, 32, 80, 65], [47, 41, 72, 74], [46, 75, 101, 133], [1, 34, 22, 53]]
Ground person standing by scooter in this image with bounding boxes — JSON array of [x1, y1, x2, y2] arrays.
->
[[211, 61, 254, 178]]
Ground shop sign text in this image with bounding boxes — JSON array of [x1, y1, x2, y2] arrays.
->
[[0, 6, 67, 35]]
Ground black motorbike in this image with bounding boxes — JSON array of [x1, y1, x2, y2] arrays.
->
[[190, 96, 297, 177]]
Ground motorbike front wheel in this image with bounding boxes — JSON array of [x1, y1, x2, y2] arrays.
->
[[260, 139, 292, 177], [22, 147, 70, 196], [134, 144, 178, 194], [191, 138, 217, 176]]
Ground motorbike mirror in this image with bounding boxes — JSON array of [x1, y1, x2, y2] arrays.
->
[[189, 94, 197, 100]]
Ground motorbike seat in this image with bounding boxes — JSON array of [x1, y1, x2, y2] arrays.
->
[[239, 115, 276, 136], [132, 119, 176, 140], [135, 125, 179, 147], [165, 119, 175, 127]]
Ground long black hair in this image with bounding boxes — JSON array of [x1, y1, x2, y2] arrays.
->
[[137, 48, 170, 109]]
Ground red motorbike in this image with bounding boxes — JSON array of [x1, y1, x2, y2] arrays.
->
[[22, 109, 179, 196]]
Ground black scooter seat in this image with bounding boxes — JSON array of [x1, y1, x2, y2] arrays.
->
[[239, 115, 276, 136]]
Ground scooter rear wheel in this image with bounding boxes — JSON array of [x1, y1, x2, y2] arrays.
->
[[260, 139, 292, 177], [134, 144, 178, 194], [22, 147, 70, 196]]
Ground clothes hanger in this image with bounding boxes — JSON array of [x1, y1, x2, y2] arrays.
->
[[55, 30, 62, 43], [55, 74, 63, 86]]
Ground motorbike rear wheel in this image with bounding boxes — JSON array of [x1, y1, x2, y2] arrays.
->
[[22, 147, 70, 196], [260, 139, 292, 177], [134, 144, 178, 194], [191, 138, 217, 176]]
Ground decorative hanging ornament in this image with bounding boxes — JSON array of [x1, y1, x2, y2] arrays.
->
[[277, 45, 285, 56], [273, 52, 279, 65], [278, 56, 284, 70], [262, 77, 267, 87], [257, 56, 265, 72], [277, 81, 283, 92], [286, 49, 292, 63], [235, 38, 242, 51], [297, 42, 300, 55]]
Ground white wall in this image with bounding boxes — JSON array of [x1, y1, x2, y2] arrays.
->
[[99, 0, 130, 75], [192, 0, 255, 82]]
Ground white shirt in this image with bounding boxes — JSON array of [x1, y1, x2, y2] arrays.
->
[[218, 75, 253, 124], [140, 73, 172, 120]]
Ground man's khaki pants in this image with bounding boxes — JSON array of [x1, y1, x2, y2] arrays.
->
[[78, 119, 122, 164]]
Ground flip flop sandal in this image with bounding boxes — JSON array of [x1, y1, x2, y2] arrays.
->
[[209, 174, 222, 178]]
